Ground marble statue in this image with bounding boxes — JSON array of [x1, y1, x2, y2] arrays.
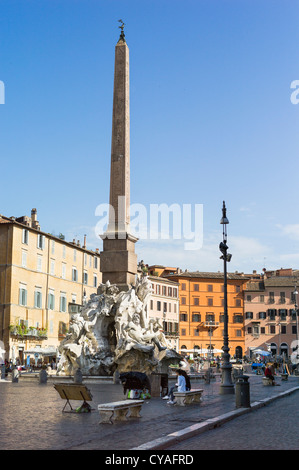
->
[[56, 274, 181, 376]]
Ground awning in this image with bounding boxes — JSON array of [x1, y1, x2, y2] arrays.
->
[[24, 346, 57, 357]]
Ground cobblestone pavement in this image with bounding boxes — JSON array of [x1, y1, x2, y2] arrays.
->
[[166, 389, 299, 450], [0, 373, 298, 450]]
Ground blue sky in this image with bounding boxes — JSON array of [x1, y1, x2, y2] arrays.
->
[[0, 0, 299, 274]]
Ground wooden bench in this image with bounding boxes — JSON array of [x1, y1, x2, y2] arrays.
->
[[98, 399, 144, 424], [54, 383, 93, 412], [173, 389, 203, 406]]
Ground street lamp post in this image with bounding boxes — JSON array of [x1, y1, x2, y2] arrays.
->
[[219, 201, 234, 394]]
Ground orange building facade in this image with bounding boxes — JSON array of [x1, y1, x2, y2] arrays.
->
[[167, 271, 248, 359]]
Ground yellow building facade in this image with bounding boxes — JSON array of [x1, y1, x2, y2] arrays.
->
[[0, 209, 101, 365], [166, 271, 248, 359]]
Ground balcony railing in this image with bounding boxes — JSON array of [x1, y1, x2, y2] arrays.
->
[[9, 326, 48, 339]]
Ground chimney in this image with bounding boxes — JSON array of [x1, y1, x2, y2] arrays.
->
[[83, 234, 87, 249], [31, 208, 40, 230]]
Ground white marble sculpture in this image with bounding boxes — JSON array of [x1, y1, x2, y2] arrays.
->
[[57, 274, 180, 376]]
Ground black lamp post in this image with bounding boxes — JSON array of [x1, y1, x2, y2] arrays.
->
[[219, 201, 234, 394]]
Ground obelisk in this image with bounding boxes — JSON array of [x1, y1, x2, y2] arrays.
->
[[100, 21, 138, 289]]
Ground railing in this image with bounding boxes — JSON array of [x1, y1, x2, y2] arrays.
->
[[9, 326, 48, 339]]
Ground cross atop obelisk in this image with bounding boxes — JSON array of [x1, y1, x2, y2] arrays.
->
[[100, 22, 138, 290]]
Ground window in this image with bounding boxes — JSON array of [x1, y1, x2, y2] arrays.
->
[[281, 325, 287, 334], [62, 263, 66, 279], [260, 295, 265, 303], [22, 228, 29, 244], [233, 314, 243, 324], [50, 259, 55, 276], [245, 312, 253, 319], [236, 299, 241, 307], [192, 313, 201, 322], [19, 285, 27, 306], [62, 245, 66, 259], [72, 268, 78, 282], [258, 312, 266, 320], [21, 250, 27, 268], [236, 329, 242, 337], [261, 327, 265, 334], [83, 272, 88, 285], [181, 283, 186, 291], [280, 292, 286, 304], [173, 288, 178, 297], [93, 275, 97, 288], [292, 325, 297, 335], [207, 298, 213, 306], [236, 285, 240, 293], [157, 301, 161, 311], [207, 284, 213, 292], [181, 329, 186, 336], [194, 297, 199, 306], [48, 291, 55, 310], [37, 255, 42, 272], [279, 309, 287, 320], [246, 295, 252, 302], [206, 313, 215, 323], [51, 240, 55, 255], [163, 302, 167, 313], [150, 300, 153, 310], [180, 314, 188, 322], [73, 249, 77, 262], [156, 285, 160, 295], [34, 290, 42, 308], [37, 234, 45, 250], [269, 324, 276, 334], [94, 257, 98, 269], [84, 253, 87, 266], [60, 294, 67, 312], [269, 292, 275, 304], [194, 284, 199, 292], [162, 286, 166, 296], [253, 325, 259, 336], [247, 326, 252, 334], [181, 297, 186, 305], [168, 287, 173, 297], [268, 309, 276, 320]]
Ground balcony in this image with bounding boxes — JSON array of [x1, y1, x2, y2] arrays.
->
[[9, 325, 48, 339]]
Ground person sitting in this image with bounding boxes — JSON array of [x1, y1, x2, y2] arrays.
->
[[264, 365, 275, 385], [163, 369, 186, 405]]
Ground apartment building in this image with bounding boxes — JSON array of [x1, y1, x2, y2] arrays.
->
[[244, 268, 299, 358], [0, 209, 101, 365], [147, 274, 180, 351], [166, 270, 248, 359]]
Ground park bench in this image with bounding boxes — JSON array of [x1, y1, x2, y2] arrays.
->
[[53, 383, 93, 412], [173, 389, 203, 406], [98, 399, 144, 424]]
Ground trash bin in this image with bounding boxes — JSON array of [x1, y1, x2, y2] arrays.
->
[[235, 375, 250, 408]]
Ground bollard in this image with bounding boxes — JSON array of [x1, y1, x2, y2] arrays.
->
[[73, 368, 83, 384], [12, 368, 19, 383], [38, 369, 48, 384], [235, 375, 250, 408]]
